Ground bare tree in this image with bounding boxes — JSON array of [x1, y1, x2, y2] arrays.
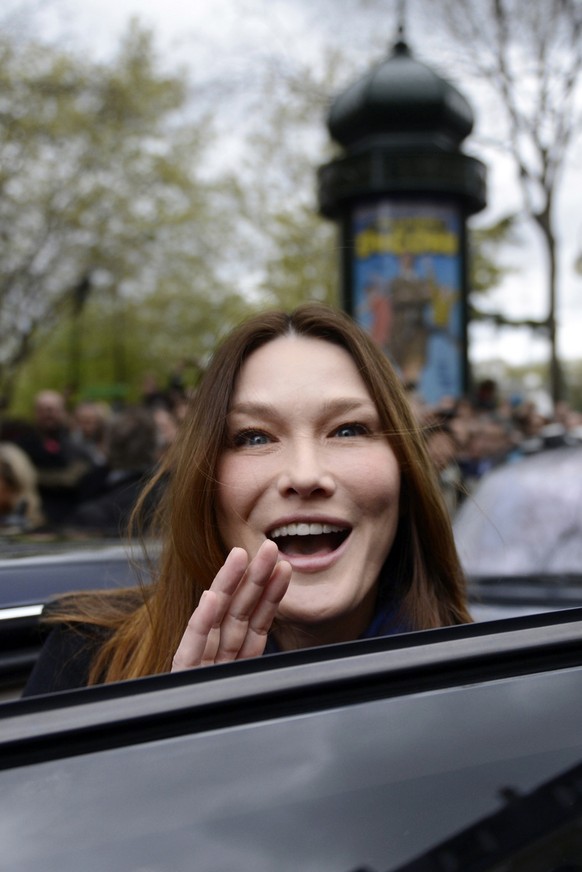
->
[[427, 0, 582, 402]]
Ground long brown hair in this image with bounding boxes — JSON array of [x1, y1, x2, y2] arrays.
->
[[50, 303, 471, 684]]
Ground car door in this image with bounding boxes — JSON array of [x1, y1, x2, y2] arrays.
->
[[2, 610, 582, 871]]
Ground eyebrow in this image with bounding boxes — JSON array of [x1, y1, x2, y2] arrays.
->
[[228, 398, 376, 418]]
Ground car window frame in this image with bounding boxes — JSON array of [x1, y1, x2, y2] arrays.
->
[[3, 606, 582, 772]]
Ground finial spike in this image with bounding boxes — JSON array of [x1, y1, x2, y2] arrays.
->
[[396, 0, 407, 42]]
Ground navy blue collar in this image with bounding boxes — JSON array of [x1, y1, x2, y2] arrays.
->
[[264, 603, 406, 654]]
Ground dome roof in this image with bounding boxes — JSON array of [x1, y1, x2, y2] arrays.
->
[[328, 40, 474, 152]]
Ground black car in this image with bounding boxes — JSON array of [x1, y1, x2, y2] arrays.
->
[[2, 524, 582, 871], [2, 608, 582, 871], [0, 540, 152, 699]]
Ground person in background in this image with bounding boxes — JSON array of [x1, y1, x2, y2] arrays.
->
[[458, 415, 518, 494], [12, 390, 95, 527], [140, 373, 171, 411], [424, 421, 462, 517], [152, 406, 179, 460], [66, 406, 163, 537], [474, 378, 499, 413], [71, 401, 111, 467], [0, 442, 45, 531]]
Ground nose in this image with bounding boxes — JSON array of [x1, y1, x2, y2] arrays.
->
[[277, 439, 336, 499]]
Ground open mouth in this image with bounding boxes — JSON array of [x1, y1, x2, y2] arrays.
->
[[267, 522, 351, 557]]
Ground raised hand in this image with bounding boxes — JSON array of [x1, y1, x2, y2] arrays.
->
[[171, 539, 292, 671]]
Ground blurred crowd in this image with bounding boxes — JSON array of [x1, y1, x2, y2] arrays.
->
[[414, 378, 582, 518], [0, 372, 191, 538], [1, 371, 581, 538]]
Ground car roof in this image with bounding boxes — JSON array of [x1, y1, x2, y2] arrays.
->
[[0, 540, 154, 610], [455, 446, 582, 576]]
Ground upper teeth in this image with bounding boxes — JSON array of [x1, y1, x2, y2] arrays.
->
[[270, 523, 345, 538]]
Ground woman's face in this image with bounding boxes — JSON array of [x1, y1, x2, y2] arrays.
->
[[216, 335, 401, 647]]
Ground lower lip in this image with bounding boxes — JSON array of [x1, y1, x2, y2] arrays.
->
[[276, 532, 351, 574]]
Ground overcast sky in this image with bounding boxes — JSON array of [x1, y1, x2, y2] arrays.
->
[[12, 0, 582, 369]]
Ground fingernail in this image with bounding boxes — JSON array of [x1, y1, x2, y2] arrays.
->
[[229, 546, 246, 558]]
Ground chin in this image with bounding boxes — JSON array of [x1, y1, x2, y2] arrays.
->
[[278, 588, 356, 628]]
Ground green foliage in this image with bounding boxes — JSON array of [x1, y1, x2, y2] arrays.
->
[[255, 207, 339, 310], [1, 12, 524, 416], [469, 215, 520, 296], [233, 50, 342, 311], [0, 21, 244, 409], [468, 214, 526, 325], [10, 281, 258, 417]]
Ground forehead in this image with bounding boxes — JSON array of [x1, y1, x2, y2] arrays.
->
[[231, 335, 372, 405], [76, 405, 97, 419], [36, 394, 62, 411]]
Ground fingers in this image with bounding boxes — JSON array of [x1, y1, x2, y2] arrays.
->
[[171, 547, 249, 671], [209, 540, 277, 625], [212, 540, 285, 662], [235, 559, 292, 660], [171, 589, 218, 671], [171, 540, 291, 672]]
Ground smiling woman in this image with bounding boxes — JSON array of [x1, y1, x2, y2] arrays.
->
[[23, 304, 471, 695], [214, 335, 402, 653]]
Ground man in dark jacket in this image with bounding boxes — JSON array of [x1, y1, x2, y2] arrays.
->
[[66, 406, 164, 537], [13, 390, 94, 527]]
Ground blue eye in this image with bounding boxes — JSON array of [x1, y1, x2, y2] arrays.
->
[[233, 430, 271, 447], [333, 423, 369, 438]]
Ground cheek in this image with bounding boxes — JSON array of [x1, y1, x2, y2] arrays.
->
[[215, 455, 243, 521], [348, 449, 401, 515], [215, 454, 267, 528]]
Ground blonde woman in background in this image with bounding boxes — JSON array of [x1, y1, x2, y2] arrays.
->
[[0, 442, 45, 531]]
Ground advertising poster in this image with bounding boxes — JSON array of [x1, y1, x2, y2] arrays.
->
[[352, 200, 464, 406]]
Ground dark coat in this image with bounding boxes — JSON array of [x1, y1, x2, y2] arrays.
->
[[22, 601, 407, 698]]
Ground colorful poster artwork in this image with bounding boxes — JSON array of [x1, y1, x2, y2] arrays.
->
[[353, 200, 464, 406]]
